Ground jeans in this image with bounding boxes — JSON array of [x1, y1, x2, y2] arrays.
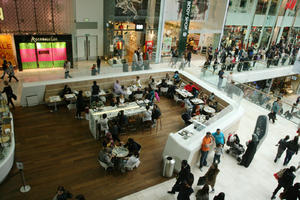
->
[[199, 150, 209, 168], [218, 78, 223, 90], [213, 154, 221, 164], [65, 71, 72, 79], [283, 149, 295, 165]]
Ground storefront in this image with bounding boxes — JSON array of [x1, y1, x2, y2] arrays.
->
[[0, 34, 17, 68], [14, 35, 73, 70], [103, 0, 161, 64]]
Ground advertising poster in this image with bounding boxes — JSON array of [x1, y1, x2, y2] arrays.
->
[[162, 37, 172, 53], [165, 0, 209, 22], [115, 0, 148, 18], [0, 34, 17, 66]]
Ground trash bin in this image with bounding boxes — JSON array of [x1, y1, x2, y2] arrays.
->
[[163, 156, 175, 177], [122, 59, 128, 72]]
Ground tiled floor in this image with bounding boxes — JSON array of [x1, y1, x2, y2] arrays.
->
[[119, 99, 300, 200]]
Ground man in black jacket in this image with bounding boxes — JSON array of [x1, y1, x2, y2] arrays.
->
[[271, 166, 296, 199], [168, 160, 191, 194]]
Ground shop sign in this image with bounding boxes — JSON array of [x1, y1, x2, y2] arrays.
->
[[0, 34, 17, 66], [0, 7, 4, 21], [30, 36, 58, 43], [178, 0, 192, 56]]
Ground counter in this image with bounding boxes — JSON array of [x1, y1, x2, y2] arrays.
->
[[0, 113, 15, 184], [162, 71, 244, 171]]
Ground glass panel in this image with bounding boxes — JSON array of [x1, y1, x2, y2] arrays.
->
[[19, 43, 37, 69]]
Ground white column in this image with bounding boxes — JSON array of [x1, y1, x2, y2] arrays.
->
[[267, 0, 283, 47], [218, 0, 230, 50], [276, 9, 290, 44], [244, 0, 259, 48], [155, 0, 166, 64], [257, 0, 272, 48]]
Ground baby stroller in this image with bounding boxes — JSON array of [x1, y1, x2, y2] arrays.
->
[[226, 133, 245, 162]]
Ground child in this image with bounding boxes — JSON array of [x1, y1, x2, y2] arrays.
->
[[213, 143, 223, 164]]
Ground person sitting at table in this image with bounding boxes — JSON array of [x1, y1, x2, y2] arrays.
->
[[75, 91, 85, 119], [184, 82, 195, 93], [125, 138, 141, 155], [209, 101, 218, 112], [102, 132, 115, 148], [173, 71, 181, 84], [192, 105, 201, 116], [203, 95, 209, 105], [158, 79, 168, 93], [184, 98, 193, 117], [152, 104, 161, 124], [131, 87, 143, 101], [135, 76, 142, 88], [208, 93, 215, 102], [143, 105, 152, 123], [119, 94, 125, 104], [110, 97, 119, 107], [91, 81, 100, 102], [191, 87, 199, 98], [114, 80, 125, 95], [148, 76, 153, 85], [145, 88, 155, 103], [59, 85, 72, 98], [98, 147, 114, 168], [117, 110, 128, 131], [99, 113, 109, 135], [165, 73, 170, 81], [149, 78, 157, 90]]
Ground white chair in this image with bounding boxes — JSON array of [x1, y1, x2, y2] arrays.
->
[[174, 95, 180, 103], [98, 159, 109, 170], [125, 160, 141, 171], [161, 87, 168, 95], [134, 93, 143, 100]]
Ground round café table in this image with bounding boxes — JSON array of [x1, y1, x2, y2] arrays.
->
[[204, 106, 215, 114], [112, 146, 129, 158]]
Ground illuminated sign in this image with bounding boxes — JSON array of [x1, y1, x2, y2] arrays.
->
[[135, 24, 144, 31], [0, 7, 4, 21], [31, 36, 58, 42]]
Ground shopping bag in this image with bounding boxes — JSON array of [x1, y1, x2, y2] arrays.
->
[[197, 176, 206, 186], [155, 92, 160, 102], [274, 168, 286, 180]]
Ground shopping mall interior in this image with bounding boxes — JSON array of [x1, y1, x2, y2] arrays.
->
[[0, 0, 300, 200]]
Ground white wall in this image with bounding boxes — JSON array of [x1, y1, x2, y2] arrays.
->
[[74, 0, 104, 60]]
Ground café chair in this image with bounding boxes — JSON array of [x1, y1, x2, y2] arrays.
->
[[126, 160, 141, 171], [160, 87, 168, 95], [98, 159, 109, 170]]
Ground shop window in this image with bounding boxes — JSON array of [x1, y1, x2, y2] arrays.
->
[[240, 0, 247, 8]]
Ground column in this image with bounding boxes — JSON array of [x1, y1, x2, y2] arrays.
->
[[276, 9, 290, 44], [257, 0, 272, 48], [244, 0, 259, 48], [155, 0, 166, 64], [267, 0, 283, 47], [218, 0, 230, 50]]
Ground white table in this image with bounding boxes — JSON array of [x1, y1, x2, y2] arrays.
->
[[190, 98, 204, 105], [204, 105, 216, 114], [112, 146, 129, 158], [89, 102, 147, 139], [175, 88, 193, 98], [49, 96, 62, 111]]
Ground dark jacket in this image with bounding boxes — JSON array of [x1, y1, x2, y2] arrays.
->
[[76, 95, 85, 111], [277, 139, 288, 151], [286, 140, 299, 153], [2, 86, 13, 98], [92, 84, 100, 95], [281, 185, 300, 200], [278, 169, 295, 188], [177, 164, 191, 183]]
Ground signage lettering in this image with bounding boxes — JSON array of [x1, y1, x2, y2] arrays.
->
[[31, 36, 58, 43], [0, 43, 12, 50], [0, 7, 4, 21], [178, 0, 192, 56]]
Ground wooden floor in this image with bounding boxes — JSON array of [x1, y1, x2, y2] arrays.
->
[[0, 97, 185, 200]]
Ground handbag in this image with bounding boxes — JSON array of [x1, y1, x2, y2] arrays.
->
[[197, 176, 206, 186], [274, 168, 286, 180], [12, 94, 17, 100]]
